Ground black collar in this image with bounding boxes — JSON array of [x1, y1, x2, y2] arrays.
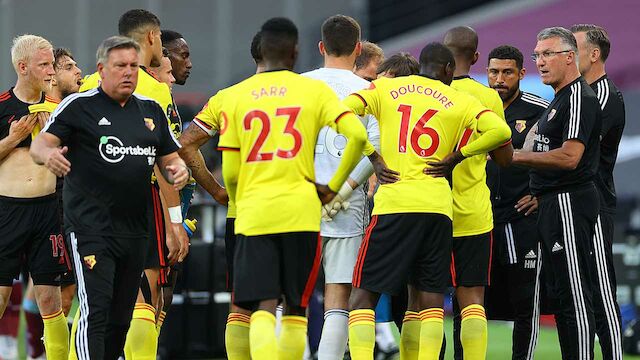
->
[[453, 75, 471, 80]]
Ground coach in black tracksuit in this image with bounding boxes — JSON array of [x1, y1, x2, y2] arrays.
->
[[484, 45, 549, 360], [572, 24, 626, 360], [513, 27, 601, 360], [30, 36, 189, 360]]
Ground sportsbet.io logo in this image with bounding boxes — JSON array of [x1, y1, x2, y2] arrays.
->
[[98, 136, 157, 164]]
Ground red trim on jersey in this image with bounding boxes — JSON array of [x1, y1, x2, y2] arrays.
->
[[352, 215, 378, 288], [193, 118, 212, 130], [450, 252, 457, 287], [45, 96, 60, 104], [141, 66, 161, 81], [499, 139, 513, 148], [217, 146, 240, 152], [475, 109, 492, 119], [487, 231, 493, 286], [352, 93, 368, 107], [300, 234, 322, 307], [334, 111, 350, 124], [0, 92, 11, 102]]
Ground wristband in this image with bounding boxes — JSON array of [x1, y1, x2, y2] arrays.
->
[[168, 206, 183, 224]]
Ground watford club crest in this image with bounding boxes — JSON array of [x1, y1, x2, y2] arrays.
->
[[84, 255, 97, 270], [144, 118, 155, 131], [515, 120, 527, 133]]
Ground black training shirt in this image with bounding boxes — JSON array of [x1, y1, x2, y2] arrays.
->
[[529, 77, 601, 195], [43, 87, 181, 238], [590, 75, 625, 213], [487, 91, 548, 223]]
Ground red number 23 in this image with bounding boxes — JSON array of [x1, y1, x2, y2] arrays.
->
[[243, 107, 302, 162]]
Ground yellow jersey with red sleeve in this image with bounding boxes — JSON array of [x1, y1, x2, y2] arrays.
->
[[450, 76, 507, 237], [344, 75, 510, 219], [218, 69, 373, 236], [192, 89, 237, 218], [80, 67, 172, 119]]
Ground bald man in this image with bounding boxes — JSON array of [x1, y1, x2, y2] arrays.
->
[[443, 26, 513, 360]]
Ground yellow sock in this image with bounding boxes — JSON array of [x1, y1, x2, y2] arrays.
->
[[124, 303, 158, 360], [42, 309, 70, 360], [69, 308, 80, 360], [225, 313, 251, 360], [156, 310, 167, 334], [460, 304, 487, 360], [348, 309, 376, 360], [418, 308, 444, 359], [278, 315, 308, 360], [249, 310, 277, 360], [400, 311, 421, 360]]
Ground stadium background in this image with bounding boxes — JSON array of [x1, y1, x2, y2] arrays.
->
[[3, 0, 640, 358]]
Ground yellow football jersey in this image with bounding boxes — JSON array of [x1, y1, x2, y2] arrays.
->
[[450, 77, 506, 237], [193, 89, 237, 218], [218, 70, 372, 236], [345, 75, 504, 219], [80, 67, 172, 118]]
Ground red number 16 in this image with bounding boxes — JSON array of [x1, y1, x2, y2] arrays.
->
[[397, 104, 440, 157]]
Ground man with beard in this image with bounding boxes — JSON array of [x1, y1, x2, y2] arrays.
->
[[485, 45, 548, 360]]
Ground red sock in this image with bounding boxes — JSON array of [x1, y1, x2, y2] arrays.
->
[[0, 282, 22, 337], [25, 310, 45, 358]]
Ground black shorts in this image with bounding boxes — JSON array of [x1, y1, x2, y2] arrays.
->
[[451, 231, 492, 287], [233, 231, 321, 311], [352, 213, 452, 295], [486, 215, 541, 320], [0, 194, 69, 286], [145, 183, 171, 286], [224, 217, 236, 292]]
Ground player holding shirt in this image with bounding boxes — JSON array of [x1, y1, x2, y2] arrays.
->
[[218, 18, 381, 360], [443, 26, 512, 360], [0, 35, 69, 360], [484, 45, 549, 360], [343, 42, 511, 360]]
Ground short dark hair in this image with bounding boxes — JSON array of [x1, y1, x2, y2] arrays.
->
[[162, 47, 169, 57], [419, 42, 455, 68], [118, 9, 161, 38], [250, 31, 262, 64], [53, 48, 74, 68], [161, 29, 184, 46], [355, 41, 384, 70], [443, 26, 478, 61], [321, 15, 361, 57], [487, 45, 524, 69], [260, 17, 298, 62], [570, 24, 611, 62], [377, 52, 419, 77]]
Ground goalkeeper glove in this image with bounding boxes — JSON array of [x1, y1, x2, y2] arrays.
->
[[321, 181, 354, 222]]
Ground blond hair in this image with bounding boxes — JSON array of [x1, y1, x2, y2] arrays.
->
[[355, 41, 384, 70], [11, 35, 53, 72]]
